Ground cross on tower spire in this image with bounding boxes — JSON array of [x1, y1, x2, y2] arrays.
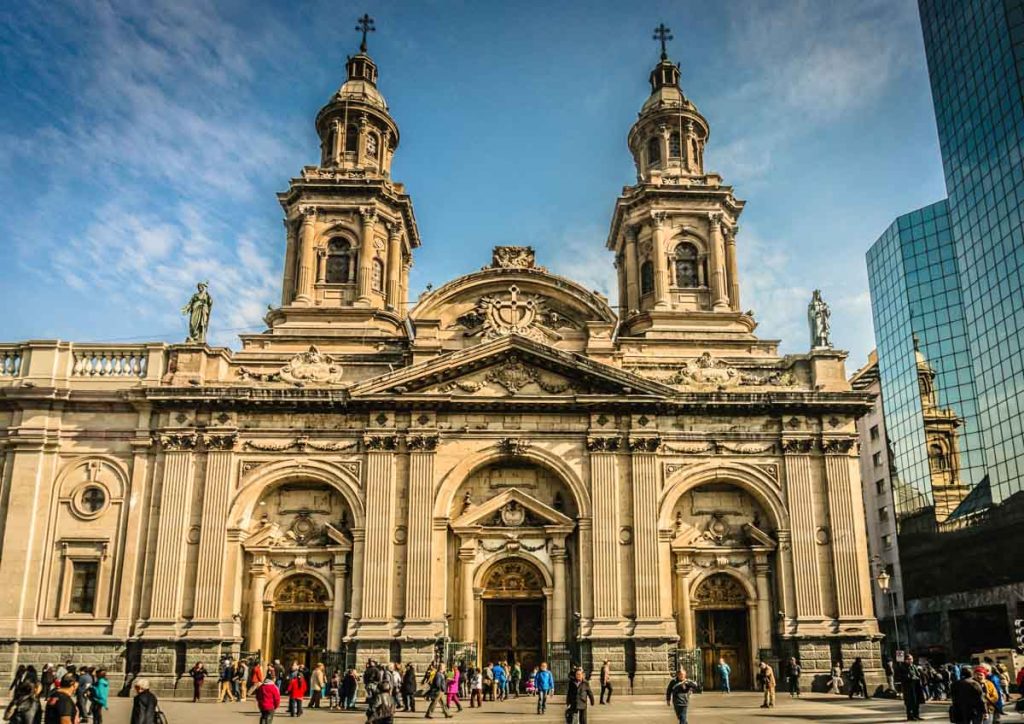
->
[[652, 22, 673, 60], [355, 13, 376, 53]]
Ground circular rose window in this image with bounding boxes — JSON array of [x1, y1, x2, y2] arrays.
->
[[72, 484, 108, 519]]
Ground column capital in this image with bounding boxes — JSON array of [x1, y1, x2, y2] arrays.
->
[[385, 220, 402, 240], [651, 210, 669, 229], [707, 211, 723, 228], [359, 206, 378, 223], [300, 205, 318, 221]]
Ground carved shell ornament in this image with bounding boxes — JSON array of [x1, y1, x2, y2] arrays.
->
[[500, 500, 526, 527], [238, 345, 344, 386], [455, 285, 577, 342]]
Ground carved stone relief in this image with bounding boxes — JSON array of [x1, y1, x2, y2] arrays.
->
[[453, 285, 578, 342], [238, 346, 345, 386]]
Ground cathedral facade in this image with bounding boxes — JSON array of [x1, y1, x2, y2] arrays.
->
[[0, 33, 882, 693]]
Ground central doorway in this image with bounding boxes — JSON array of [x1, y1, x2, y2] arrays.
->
[[693, 574, 751, 690], [479, 558, 547, 686], [271, 574, 330, 667]]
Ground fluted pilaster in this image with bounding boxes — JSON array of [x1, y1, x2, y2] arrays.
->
[[150, 441, 196, 621], [194, 437, 236, 620], [405, 436, 437, 622], [782, 443, 823, 619]]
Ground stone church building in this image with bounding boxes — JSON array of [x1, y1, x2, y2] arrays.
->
[[0, 33, 882, 693]]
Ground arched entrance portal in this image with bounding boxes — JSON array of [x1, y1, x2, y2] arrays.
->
[[693, 574, 751, 690], [481, 558, 546, 675], [272, 575, 330, 667]]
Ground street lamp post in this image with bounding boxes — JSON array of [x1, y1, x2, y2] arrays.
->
[[875, 569, 902, 655]]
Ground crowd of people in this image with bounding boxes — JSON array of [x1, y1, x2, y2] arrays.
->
[[4, 661, 159, 724]]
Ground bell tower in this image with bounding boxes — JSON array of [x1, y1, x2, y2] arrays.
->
[[260, 14, 421, 350], [607, 24, 752, 340]]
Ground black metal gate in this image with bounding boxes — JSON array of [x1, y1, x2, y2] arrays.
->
[[546, 641, 593, 693], [321, 646, 356, 673], [445, 641, 479, 670], [669, 648, 704, 691]]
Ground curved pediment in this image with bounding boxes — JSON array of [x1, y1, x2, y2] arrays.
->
[[410, 246, 616, 354]]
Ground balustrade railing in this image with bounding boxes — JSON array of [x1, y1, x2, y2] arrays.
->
[[0, 347, 23, 377], [71, 347, 151, 377]]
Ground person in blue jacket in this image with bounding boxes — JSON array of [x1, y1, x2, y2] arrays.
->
[[534, 662, 554, 715], [90, 670, 109, 724], [493, 661, 507, 701]]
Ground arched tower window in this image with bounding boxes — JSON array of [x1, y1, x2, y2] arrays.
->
[[928, 443, 948, 472], [674, 242, 703, 287], [640, 260, 655, 296], [371, 258, 384, 292], [669, 132, 682, 158], [646, 136, 661, 167], [344, 124, 359, 153], [325, 238, 354, 283]]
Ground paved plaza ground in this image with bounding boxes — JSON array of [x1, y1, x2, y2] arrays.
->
[[93, 691, 960, 723]]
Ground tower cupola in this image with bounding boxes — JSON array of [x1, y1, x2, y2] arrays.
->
[[314, 13, 398, 177], [628, 23, 710, 183]]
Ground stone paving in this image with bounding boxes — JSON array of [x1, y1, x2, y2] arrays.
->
[[93, 690, 956, 723]]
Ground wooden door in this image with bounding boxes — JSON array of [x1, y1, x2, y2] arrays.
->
[[483, 599, 544, 688], [696, 609, 750, 689]]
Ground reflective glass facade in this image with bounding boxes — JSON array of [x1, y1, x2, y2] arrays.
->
[[919, 0, 1024, 505], [867, 201, 988, 528]]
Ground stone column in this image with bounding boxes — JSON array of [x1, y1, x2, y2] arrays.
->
[[359, 436, 396, 632], [281, 219, 298, 305], [399, 258, 412, 318], [193, 434, 236, 622], [405, 435, 437, 625], [295, 207, 317, 304], [658, 125, 670, 168], [708, 213, 729, 310], [459, 548, 476, 642], [247, 557, 267, 651], [754, 556, 772, 649], [614, 257, 627, 319], [551, 545, 568, 643], [725, 226, 740, 311], [776, 529, 797, 626], [683, 120, 696, 172], [624, 226, 639, 314], [349, 528, 365, 626], [629, 437, 663, 628], [150, 434, 197, 622], [329, 556, 348, 650], [675, 559, 694, 648], [386, 222, 402, 311], [330, 119, 342, 165], [357, 117, 368, 168], [356, 207, 377, 304], [577, 518, 594, 627], [651, 213, 670, 309], [782, 441, 823, 621], [316, 247, 327, 285], [589, 436, 618, 622], [823, 439, 872, 620]]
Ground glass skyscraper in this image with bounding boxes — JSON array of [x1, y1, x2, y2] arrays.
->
[[919, 0, 1024, 505], [861, 0, 1024, 660]]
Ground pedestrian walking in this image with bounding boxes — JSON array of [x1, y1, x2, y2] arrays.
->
[[367, 675, 395, 724], [469, 667, 483, 708], [425, 663, 451, 719], [829, 661, 844, 694], [285, 670, 307, 717], [236, 659, 249, 703], [8, 665, 26, 693], [308, 663, 325, 709], [91, 669, 109, 724], [218, 659, 237, 703], [493, 661, 507, 701], [599, 660, 613, 703], [130, 679, 159, 724], [45, 673, 78, 724], [665, 668, 699, 724], [5, 682, 40, 724], [401, 663, 417, 712], [482, 663, 494, 702], [510, 661, 522, 697], [849, 657, 869, 699], [341, 668, 358, 710], [897, 654, 926, 721], [76, 666, 94, 723], [256, 675, 282, 724], [249, 660, 264, 698], [535, 661, 554, 715], [786, 657, 802, 697], [716, 657, 731, 694], [758, 661, 776, 709], [566, 668, 595, 724], [950, 665, 985, 724], [445, 665, 462, 712]]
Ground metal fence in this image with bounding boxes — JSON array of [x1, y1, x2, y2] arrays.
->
[[668, 648, 704, 689], [546, 641, 593, 693], [444, 641, 479, 669], [320, 647, 356, 673]]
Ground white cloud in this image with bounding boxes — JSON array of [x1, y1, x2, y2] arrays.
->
[[545, 226, 619, 307]]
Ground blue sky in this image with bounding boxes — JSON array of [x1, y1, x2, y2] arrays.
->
[[0, 0, 947, 365]]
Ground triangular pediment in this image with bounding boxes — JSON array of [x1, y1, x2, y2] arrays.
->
[[451, 487, 575, 529], [349, 334, 676, 398]]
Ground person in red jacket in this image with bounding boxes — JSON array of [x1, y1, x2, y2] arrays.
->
[[254, 677, 281, 724], [285, 671, 307, 718], [249, 661, 264, 698]]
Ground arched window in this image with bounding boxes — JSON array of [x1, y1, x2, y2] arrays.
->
[[669, 132, 681, 158], [371, 258, 385, 292], [345, 124, 359, 153], [640, 260, 655, 296], [928, 443, 947, 472], [325, 238, 353, 283], [674, 242, 702, 287], [646, 136, 661, 167]]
